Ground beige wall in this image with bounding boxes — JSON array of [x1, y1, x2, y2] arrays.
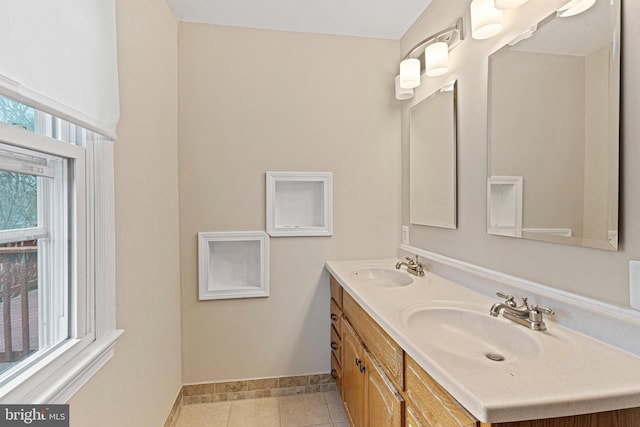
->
[[402, 0, 638, 307], [68, 0, 182, 425], [178, 23, 400, 383]]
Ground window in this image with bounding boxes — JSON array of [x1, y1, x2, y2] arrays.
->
[[0, 95, 121, 403], [0, 143, 73, 376]]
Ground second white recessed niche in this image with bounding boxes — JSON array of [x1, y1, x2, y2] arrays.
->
[[266, 171, 333, 237], [198, 231, 269, 300]]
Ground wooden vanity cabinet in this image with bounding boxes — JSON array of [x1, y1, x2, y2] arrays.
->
[[343, 292, 404, 391], [405, 355, 476, 427], [329, 276, 343, 392], [341, 317, 404, 427], [365, 351, 404, 427], [342, 319, 367, 427], [329, 275, 640, 427], [336, 288, 404, 427]]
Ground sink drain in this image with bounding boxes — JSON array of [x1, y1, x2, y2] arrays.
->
[[485, 353, 505, 362]]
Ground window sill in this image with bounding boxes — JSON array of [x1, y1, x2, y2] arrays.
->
[[0, 329, 124, 403]]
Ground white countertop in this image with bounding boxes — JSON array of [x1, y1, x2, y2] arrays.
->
[[326, 258, 640, 423]]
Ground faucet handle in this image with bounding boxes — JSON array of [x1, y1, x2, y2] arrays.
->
[[532, 305, 555, 316], [406, 255, 424, 266], [496, 292, 517, 307]]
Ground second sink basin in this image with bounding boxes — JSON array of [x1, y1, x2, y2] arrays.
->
[[401, 304, 540, 363], [350, 268, 414, 287]]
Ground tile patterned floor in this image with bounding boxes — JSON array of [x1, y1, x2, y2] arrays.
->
[[175, 390, 349, 427]]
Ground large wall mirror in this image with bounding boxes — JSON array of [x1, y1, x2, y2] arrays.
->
[[410, 81, 457, 229], [487, 0, 620, 250]]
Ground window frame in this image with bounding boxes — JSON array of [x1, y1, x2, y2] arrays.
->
[[0, 121, 122, 403], [0, 141, 76, 375]]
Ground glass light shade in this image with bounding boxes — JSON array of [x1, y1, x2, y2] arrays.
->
[[557, 0, 596, 17], [394, 75, 414, 100], [425, 42, 449, 77], [400, 58, 421, 89], [471, 0, 504, 40], [494, 0, 529, 9]]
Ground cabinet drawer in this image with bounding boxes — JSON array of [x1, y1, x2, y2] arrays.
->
[[343, 292, 404, 391], [331, 352, 342, 394], [330, 298, 342, 337], [405, 355, 477, 427], [330, 275, 343, 308], [331, 324, 342, 364]]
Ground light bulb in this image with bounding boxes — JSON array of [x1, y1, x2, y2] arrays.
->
[[400, 58, 421, 89], [471, 0, 504, 40], [494, 0, 529, 9], [425, 42, 449, 77], [394, 75, 414, 100], [557, 0, 596, 17]]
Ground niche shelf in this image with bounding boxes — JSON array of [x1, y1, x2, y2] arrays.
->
[[198, 231, 269, 300], [266, 171, 333, 237], [487, 176, 523, 238]]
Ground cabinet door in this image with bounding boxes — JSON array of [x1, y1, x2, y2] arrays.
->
[[405, 356, 477, 427], [342, 319, 366, 427], [405, 405, 424, 427], [365, 351, 404, 427]]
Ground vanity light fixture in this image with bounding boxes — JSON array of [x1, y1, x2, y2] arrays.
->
[[470, 0, 504, 39], [425, 41, 449, 77], [395, 75, 414, 100], [494, 0, 529, 9], [400, 58, 421, 89], [557, 0, 596, 17], [396, 18, 464, 99]]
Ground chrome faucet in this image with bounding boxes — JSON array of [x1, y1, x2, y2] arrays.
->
[[490, 292, 554, 331], [395, 256, 425, 277]]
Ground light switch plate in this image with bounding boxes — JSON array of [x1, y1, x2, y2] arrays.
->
[[630, 260, 640, 310], [402, 226, 409, 245]]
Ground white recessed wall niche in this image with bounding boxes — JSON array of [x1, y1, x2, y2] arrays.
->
[[198, 231, 269, 300], [487, 176, 523, 238], [266, 171, 333, 237]]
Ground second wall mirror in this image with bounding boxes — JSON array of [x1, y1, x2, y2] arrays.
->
[[487, 0, 620, 250], [410, 81, 457, 229]]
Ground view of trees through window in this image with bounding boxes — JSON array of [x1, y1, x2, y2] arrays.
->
[[0, 96, 35, 131], [0, 97, 39, 371], [0, 172, 38, 231], [0, 95, 38, 230]]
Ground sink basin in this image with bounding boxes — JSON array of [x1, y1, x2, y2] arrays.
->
[[401, 305, 540, 363], [350, 268, 414, 287]]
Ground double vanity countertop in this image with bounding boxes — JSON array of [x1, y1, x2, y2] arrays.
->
[[326, 258, 640, 423]]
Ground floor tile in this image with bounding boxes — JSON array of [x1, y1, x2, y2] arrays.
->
[[279, 393, 333, 427], [228, 397, 280, 427], [324, 390, 342, 407], [175, 401, 231, 427], [324, 390, 347, 423]]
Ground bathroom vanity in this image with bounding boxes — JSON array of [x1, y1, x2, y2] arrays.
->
[[326, 257, 640, 426]]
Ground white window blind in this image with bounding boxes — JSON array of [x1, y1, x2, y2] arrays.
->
[[0, 0, 120, 139]]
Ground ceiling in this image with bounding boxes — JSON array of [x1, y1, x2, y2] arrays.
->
[[166, 0, 433, 40]]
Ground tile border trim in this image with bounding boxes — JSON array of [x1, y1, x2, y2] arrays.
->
[[163, 387, 183, 427], [182, 373, 336, 405]]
